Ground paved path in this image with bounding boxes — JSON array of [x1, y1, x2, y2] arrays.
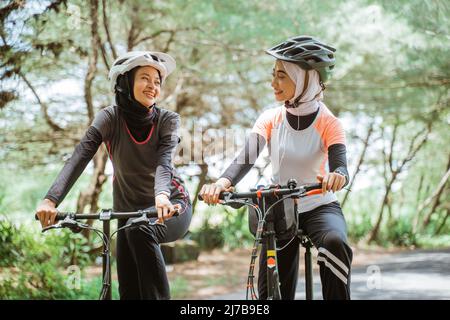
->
[[210, 249, 450, 300]]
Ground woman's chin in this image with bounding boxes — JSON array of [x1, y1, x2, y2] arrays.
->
[[137, 98, 155, 108], [274, 95, 285, 102]]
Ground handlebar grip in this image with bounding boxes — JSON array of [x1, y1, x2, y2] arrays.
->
[[304, 183, 323, 191], [198, 192, 229, 201], [306, 189, 323, 196], [35, 212, 67, 221]]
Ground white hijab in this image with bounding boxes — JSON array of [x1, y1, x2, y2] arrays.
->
[[281, 61, 323, 116]]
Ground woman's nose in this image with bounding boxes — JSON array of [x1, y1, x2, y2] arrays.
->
[[145, 81, 156, 90], [271, 78, 277, 89]]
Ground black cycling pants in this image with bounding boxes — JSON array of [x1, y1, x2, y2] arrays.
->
[[116, 198, 192, 300], [258, 201, 353, 300]]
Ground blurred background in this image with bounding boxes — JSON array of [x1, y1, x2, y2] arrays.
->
[[0, 0, 449, 299]]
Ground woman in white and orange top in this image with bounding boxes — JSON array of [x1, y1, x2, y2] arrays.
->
[[200, 36, 353, 300]]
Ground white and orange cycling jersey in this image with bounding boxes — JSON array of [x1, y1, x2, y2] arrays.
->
[[251, 101, 346, 213]]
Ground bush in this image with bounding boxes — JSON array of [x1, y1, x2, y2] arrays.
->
[[46, 230, 93, 269], [77, 275, 120, 300], [385, 219, 417, 247], [0, 218, 24, 267], [0, 229, 79, 299], [347, 212, 373, 243], [191, 222, 224, 250], [0, 220, 98, 299], [191, 205, 254, 251], [415, 234, 450, 248], [0, 259, 78, 299], [220, 206, 253, 250]]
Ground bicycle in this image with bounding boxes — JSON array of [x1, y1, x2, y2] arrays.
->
[[35, 207, 178, 300], [199, 179, 322, 300]]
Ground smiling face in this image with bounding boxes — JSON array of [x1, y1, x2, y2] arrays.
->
[[133, 66, 161, 107], [271, 60, 296, 102]]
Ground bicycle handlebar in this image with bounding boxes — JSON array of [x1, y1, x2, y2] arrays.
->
[[198, 181, 323, 202], [34, 207, 178, 221]]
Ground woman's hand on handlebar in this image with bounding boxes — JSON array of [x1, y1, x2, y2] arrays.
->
[[155, 193, 180, 223], [35, 198, 58, 229], [199, 178, 234, 205], [316, 172, 346, 194]]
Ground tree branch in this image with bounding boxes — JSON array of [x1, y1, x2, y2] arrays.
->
[[101, 0, 117, 59], [162, 30, 175, 52], [18, 72, 63, 131], [341, 121, 374, 208], [134, 27, 198, 47], [397, 124, 431, 174], [126, 9, 141, 51], [328, 78, 450, 91], [388, 122, 398, 173]]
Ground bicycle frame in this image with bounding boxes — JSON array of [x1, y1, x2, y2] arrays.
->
[[199, 179, 322, 300], [35, 208, 176, 300], [263, 200, 282, 300]]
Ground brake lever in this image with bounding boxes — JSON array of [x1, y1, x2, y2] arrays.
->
[[129, 215, 151, 227], [60, 217, 87, 233], [42, 224, 63, 233], [128, 208, 182, 228], [222, 200, 246, 209]]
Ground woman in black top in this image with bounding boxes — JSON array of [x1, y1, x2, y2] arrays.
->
[[35, 51, 192, 300]]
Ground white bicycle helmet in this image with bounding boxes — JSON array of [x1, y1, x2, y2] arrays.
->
[[108, 51, 176, 92]]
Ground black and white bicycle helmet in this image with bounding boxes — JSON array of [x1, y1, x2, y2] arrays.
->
[[266, 35, 336, 83], [108, 51, 176, 92]]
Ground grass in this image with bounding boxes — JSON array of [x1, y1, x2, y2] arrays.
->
[[170, 276, 191, 299], [203, 275, 242, 288]]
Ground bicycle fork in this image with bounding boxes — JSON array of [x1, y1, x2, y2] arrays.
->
[[102, 220, 112, 300], [265, 222, 282, 300]]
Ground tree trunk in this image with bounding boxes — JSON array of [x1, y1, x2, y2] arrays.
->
[[84, 0, 100, 123], [421, 155, 450, 227], [412, 173, 425, 234], [77, 0, 104, 239], [341, 122, 374, 208], [368, 176, 395, 243], [101, 0, 117, 59], [435, 208, 450, 235], [192, 164, 209, 213], [367, 123, 431, 243]]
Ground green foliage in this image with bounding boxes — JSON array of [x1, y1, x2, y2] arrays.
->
[[190, 205, 254, 251], [191, 220, 225, 251], [415, 234, 450, 249], [0, 218, 24, 267], [77, 275, 120, 300], [46, 230, 93, 269], [0, 223, 76, 299], [346, 211, 373, 243], [170, 276, 190, 299], [0, 220, 97, 299], [384, 218, 417, 247], [220, 206, 254, 250], [0, 261, 78, 300]]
